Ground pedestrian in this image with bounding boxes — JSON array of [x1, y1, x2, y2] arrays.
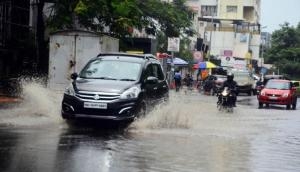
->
[[174, 70, 182, 92]]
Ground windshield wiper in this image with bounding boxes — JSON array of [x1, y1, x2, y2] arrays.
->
[[96, 77, 117, 80], [119, 78, 136, 81]]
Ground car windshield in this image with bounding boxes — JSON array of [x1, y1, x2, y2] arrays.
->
[[234, 72, 251, 82], [80, 59, 142, 81], [265, 81, 291, 90]]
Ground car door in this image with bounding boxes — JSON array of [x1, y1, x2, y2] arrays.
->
[[143, 63, 159, 105], [151, 62, 168, 101]]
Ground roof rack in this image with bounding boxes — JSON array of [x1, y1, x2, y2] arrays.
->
[[143, 54, 156, 60], [96, 52, 157, 60]]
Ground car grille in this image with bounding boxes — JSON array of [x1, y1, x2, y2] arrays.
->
[[266, 94, 281, 97], [75, 91, 120, 102]]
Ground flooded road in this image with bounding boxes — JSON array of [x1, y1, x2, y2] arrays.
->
[[0, 83, 300, 172]]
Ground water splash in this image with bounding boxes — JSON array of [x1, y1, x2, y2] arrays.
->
[[130, 91, 271, 138], [0, 77, 63, 127]]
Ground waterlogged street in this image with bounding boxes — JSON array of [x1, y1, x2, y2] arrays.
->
[[0, 83, 300, 172]]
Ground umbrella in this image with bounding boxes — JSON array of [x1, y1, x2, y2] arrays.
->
[[167, 57, 188, 66], [194, 61, 217, 69]]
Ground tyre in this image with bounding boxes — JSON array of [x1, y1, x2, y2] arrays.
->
[[292, 99, 297, 110], [248, 90, 252, 96], [135, 101, 147, 119], [258, 102, 263, 108], [286, 104, 291, 110]]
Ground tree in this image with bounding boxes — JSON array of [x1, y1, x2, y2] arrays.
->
[[47, 0, 194, 38], [264, 22, 300, 79]]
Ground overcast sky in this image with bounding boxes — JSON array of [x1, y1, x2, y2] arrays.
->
[[261, 0, 300, 33]]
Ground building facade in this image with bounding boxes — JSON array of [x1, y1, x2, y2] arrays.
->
[[186, 0, 262, 71]]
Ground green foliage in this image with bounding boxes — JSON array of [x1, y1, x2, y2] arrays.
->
[[47, 0, 194, 38], [264, 22, 300, 79]]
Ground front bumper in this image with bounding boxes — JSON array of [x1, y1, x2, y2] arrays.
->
[[61, 94, 139, 121], [258, 95, 292, 105], [237, 85, 252, 93]]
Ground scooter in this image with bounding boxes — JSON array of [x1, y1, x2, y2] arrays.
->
[[217, 87, 234, 112]]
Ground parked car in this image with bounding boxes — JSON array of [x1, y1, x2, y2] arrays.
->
[[61, 53, 169, 122], [257, 79, 297, 109], [291, 80, 300, 97]]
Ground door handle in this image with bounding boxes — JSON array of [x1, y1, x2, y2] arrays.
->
[[154, 87, 158, 90]]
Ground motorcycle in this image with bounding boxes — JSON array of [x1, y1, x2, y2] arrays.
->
[[217, 87, 234, 112]]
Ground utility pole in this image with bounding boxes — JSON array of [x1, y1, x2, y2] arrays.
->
[[208, 15, 214, 62]]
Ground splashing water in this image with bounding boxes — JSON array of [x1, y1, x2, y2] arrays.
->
[[130, 91, 270, 138], [0, 77, 63, 127]]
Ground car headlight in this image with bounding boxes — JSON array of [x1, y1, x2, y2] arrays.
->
[[260, 91, 266, 96], [64, 83, 75, 96], [282, 93, 289, 98], [120, 86, 141, 99]]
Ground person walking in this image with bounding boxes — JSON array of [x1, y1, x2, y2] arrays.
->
[[174, 70, 182, 92]]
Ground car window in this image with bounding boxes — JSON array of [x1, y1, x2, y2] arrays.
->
[[80, 59, 142, 81], [144, 63, 164, 81], [265, 81, 291, 90], [153, 64, 165, 80]]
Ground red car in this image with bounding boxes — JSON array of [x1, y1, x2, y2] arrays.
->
[[257, 79, 297, 109]]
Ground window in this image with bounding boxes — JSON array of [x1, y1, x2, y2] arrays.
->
[[144, 64, 164, 81], [80, 59, 141, 81], [227, 6, 237, 13], [201, 6, 217, 16], [152, 64, 164, 80]]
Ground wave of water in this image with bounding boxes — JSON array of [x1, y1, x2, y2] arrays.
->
[[0, 78, 63, 127]]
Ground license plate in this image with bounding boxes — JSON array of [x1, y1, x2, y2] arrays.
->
[[269, 96, 277, 100], [84, 102, 107, 109]]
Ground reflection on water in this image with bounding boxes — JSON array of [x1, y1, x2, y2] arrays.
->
[[0, 84, 300, 172]]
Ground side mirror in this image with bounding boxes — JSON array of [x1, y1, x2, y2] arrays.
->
[[291, 87, 296, 91], [71, 73, 78, 80], [145, 76, 158, 84]]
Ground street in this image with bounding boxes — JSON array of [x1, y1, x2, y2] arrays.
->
[[0, 84, 300, 172]]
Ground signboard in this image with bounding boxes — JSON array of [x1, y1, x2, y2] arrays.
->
[[193, 51, 203, 62], [167, 37, 180, 52], [220, 56, 247, 70]]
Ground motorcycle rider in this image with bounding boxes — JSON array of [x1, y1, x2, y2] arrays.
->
[[221, 72, 238, 106]]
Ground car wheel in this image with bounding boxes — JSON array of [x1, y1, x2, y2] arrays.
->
[[258, 102, 263, 108], [248, 91, 252, 96], [286, 104, 291, 110], [292, 99, 297, 110], [253, 90, 257, 95], [135, 101, 147, 118]]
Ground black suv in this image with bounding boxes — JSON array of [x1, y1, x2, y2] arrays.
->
[[61, 53, 169, 121]]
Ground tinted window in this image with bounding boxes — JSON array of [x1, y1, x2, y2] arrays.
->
[[144, 63, 164, 80], [80, 59, 142, 81], [152, 64, 164, 80]]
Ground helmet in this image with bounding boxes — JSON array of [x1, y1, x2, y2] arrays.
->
[[227, 72, 234, 81]]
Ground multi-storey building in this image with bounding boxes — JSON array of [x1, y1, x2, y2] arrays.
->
[[186, 0, 262, 71]]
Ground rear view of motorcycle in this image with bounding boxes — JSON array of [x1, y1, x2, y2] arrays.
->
[[217, 87, 234, 112]]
